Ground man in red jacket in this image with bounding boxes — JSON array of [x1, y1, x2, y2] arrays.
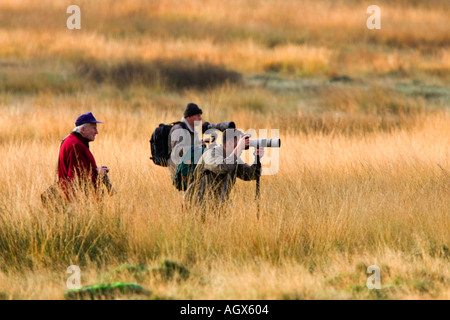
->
[[58, 112, 109, 198]]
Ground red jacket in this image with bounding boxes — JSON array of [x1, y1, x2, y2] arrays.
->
[[58, 132, 98, 191]]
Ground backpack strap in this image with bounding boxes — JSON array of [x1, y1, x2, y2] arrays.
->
[[173, 121, 188, 130]]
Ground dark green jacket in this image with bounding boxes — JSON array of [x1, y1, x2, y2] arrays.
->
[[184, 145, 259, 205]]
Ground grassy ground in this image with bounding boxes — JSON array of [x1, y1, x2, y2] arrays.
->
[[0, 0, 449, 300]]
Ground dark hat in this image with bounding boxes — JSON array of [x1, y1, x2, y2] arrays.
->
[[184, 103, 202, 118], [75, 112, 103, 127]]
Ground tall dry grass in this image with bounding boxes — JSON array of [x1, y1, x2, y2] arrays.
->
[[0, 96, 448, 299], [0, 0, 449, 300]]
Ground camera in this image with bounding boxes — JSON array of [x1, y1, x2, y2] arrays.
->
[[202, 121, 236, 145], [202, 121, 236, 133]]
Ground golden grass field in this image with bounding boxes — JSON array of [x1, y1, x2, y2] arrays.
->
[[0, 0, 449, 300]]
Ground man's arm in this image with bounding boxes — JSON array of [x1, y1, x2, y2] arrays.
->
[[201, 148, 237, 174], [66, 147, 79, 181], [202, 151, 259, 181], [236, 163, 260, 181], [236, 147, 264, 181]]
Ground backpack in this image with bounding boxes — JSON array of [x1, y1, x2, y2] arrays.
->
[[173, 145, 205, 191], [149, 121, 185, 167]]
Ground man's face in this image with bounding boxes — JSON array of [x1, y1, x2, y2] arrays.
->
[[80, 123, 98, 141], [186, 113, 202, 127], [224, 136, 240, 156]]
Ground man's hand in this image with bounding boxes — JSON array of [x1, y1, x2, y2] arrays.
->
[[254, 147, 265, 158], [97, 166, 109, 175]]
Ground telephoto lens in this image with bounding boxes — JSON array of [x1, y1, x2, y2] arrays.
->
[[215, 121, 236, 131], [249, 139, 281, 148]]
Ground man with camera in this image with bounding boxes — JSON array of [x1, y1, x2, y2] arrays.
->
[[167, 102, 236, 181], [184, 128, 264, 207], [57, 112, 111, 199]]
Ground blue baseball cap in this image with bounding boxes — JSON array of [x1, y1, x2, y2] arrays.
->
[[75, 112, 103, 126]]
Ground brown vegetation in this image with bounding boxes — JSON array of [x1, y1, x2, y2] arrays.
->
[[0, 0, 448, 300]]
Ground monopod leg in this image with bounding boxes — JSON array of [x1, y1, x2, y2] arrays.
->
[[255, 154, 261, 220]]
